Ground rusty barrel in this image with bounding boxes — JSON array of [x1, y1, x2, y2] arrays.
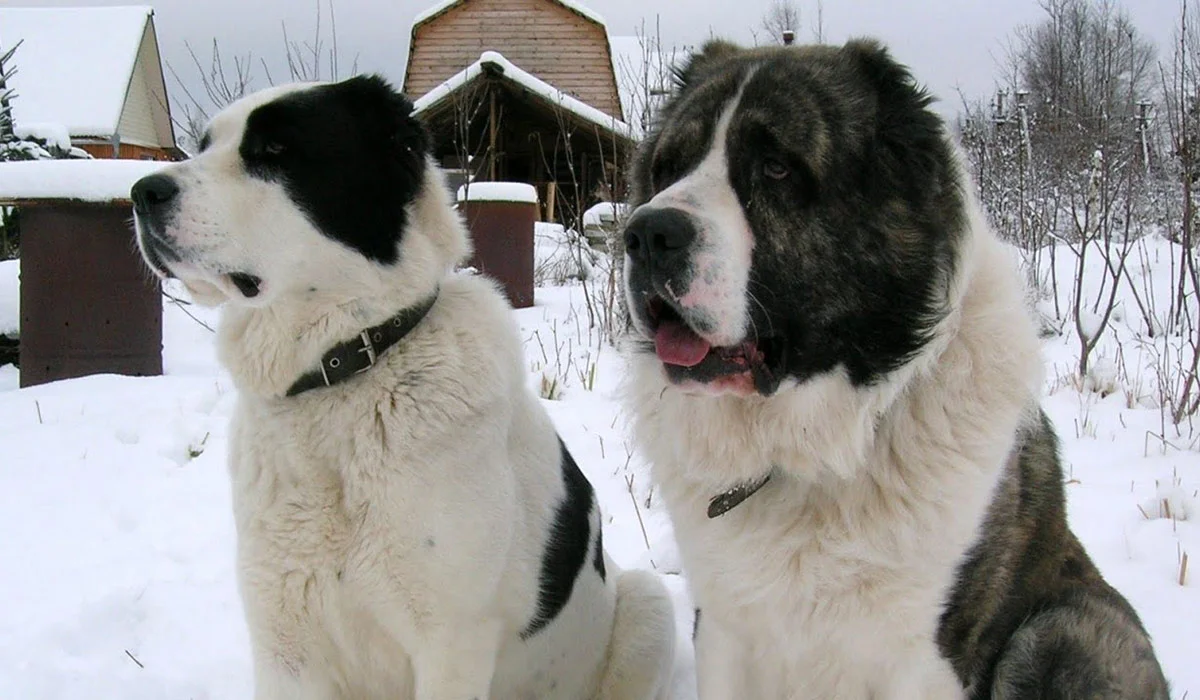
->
[[457, 182, 536, 309], [0, 160, 166, 388]]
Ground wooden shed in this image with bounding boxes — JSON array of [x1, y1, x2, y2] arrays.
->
[[0, 6, 183, 161], [404, 0, 634, 225]]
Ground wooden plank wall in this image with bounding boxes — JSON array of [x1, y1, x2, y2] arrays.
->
[[406, 0, 623, 120]]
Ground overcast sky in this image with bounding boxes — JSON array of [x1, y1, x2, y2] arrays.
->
[[9, 0, 1180, 119]]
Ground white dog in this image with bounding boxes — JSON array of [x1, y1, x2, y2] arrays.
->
[[130, 75, 675, 700]]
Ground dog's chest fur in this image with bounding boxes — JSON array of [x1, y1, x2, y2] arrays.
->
[[222, 275, 561, 694], [666, 449, 997, 696], [626, 235, 1045, 697]]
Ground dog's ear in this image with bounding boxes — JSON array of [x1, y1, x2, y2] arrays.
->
[[841, 39, 934, 115], [336, 74, 430, 159], [842, 38, 950, 202], [672, 40, 742, 89]]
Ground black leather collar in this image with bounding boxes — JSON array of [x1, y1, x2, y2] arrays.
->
[[285, 292, 438, 397], [707, 469, 774, 518]]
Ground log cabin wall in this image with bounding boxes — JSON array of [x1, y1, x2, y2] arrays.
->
[[405, 0, 623, 120]]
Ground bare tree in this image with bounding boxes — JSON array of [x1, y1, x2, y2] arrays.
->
[[167, 0, 357, 152], [961, 0, 1157, 384], [1153, 0, 1200, 429], [1015, 0, 1156, 178], [613, 17, 684, 137], [811, 0, 825, 43], [448, 80, 490, 196], [166, 39, 255, 151], [760, 0, 801, 45]]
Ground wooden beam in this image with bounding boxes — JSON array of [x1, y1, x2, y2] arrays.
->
[[488, 87, 498, 181]]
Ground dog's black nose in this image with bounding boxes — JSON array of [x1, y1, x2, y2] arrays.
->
[[130, 174, 179, 214], [623, 208, 697, 270]]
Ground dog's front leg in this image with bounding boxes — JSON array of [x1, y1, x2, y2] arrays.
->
[[693, 610, 751, 700], [411, 619, 504, 700], [882, 652, 965, 700], [253, 657, 339, 700]]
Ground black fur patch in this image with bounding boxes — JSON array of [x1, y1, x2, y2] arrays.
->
[[627, 40, 965, 389], [592, 525, 606, 582], [521, 440, 595, 639], [239, 74, 430, 265]]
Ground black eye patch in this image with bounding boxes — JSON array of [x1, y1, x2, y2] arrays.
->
[[234, 76, 430, 265]]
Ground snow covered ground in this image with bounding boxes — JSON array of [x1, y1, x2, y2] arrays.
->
[[0, 242, 1197, 698]]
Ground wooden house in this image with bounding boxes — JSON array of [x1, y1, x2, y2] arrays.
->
[[404, 0, 634, 223], [0, 6, 182, 161]]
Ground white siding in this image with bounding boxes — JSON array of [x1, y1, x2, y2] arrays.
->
[[116, 20, 175, 149]]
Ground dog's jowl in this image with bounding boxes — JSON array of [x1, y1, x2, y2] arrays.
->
[[132, 75, 674, 700], [621, 40, 1169, 699]]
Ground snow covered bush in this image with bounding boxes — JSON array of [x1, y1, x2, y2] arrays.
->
[[1, 122, 88, 162]]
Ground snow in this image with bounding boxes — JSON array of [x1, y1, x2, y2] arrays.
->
[[535, 221, 600, 284], [0, 237, 1198, 698], [456, 181, 538, 204], [0, 6, 152, 138], [14, 122, 73, 153], [583, 200, 628, 227], [412, 0, 605, 32], [412, 51, 632, 137], [0, 159, 166, 203], [0, 260, 17, 335]]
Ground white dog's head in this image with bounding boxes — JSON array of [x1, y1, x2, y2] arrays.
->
[[131, 75, 466, 312]]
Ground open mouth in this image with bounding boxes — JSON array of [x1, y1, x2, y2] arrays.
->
[[645, 296, 785, 394]]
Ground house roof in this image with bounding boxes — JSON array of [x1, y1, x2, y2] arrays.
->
[[411, 0, 605, 33], [0, 6, 153, 138], [412, 51, 632, 141]]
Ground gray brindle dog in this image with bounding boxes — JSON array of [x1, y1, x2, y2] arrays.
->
[[620, 38, 1170, 699]]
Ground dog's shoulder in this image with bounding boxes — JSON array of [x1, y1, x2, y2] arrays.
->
[[421, 271, 527, 375]]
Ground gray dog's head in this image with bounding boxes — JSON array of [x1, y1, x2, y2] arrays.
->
[[623, 39, 965, 396]]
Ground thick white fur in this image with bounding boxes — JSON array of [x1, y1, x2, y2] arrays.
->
[[624, 168, 1044, 698], [137, 84, 675, 700]]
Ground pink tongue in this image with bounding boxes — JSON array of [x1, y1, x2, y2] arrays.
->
[[655, 320, 712, 367]]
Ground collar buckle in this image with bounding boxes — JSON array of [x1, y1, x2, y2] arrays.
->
[[356, 330, 378, 371]]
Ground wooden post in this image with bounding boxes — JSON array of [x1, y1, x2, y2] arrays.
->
[[488, 87, 498, 181], [546, 181, 557, 222]]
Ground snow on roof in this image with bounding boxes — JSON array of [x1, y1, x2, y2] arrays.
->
[[0, 6, 153, 138], [0, 159, 167, 203], [412, 0, 605, 32], [582, 200, 628, 227], [412, 51, 631, 138], [456, 182, 539, 204]]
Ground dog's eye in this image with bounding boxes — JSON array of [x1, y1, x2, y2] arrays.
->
[[763, 157, 790, 180], [263, 141, 286, 157]]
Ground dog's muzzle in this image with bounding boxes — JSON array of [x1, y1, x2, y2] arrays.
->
[[623, 207, 698, 285], [131, 173, 180, 221], [131, 173, 184, 270]]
